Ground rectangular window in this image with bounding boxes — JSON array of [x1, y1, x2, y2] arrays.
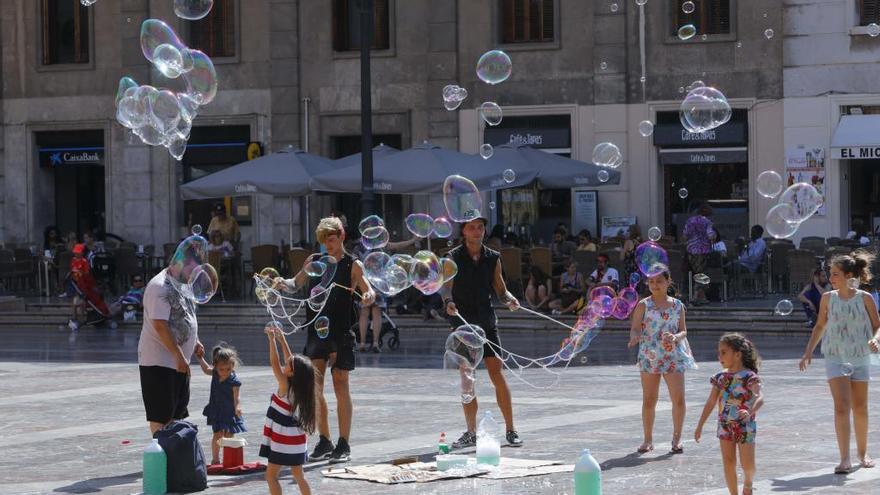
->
[[333, 0, 391, 51], [500, 0, 555, 44], [861, 0, 880, 25], [188, 0, 236, 58], [672, 0, 731, 36], [41, 0, 89, 65]]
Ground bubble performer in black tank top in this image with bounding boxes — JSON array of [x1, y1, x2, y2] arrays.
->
[[274, 216, 375, 464], [441, 216, 524, 449]]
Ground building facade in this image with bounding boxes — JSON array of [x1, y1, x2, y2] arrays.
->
[[0, 0, 801, 251]]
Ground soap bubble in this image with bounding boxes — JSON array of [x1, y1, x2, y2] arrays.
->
[[363, 251, 391, 287], [153, 44, 186, 79], [480, 143, 494, 159], [778, 182, 823, 223], [589, 287, 616, 319], [600, 61, 608, 70], [443, 175, 483, 222], [441, 257, 459, 283], [410, 250, 444, 295], [442, 84, 468, 111], [489, 201, 496, 210], [764, 28, 774, 39], [406, 213, 435, 238], [678, 187, 689, 199], [638, 120, 654, 137], [314, 316, 330, 339], [381, 263, 411, 296], [647, 226, 662, 242], [592, 142, 623, 168], [255, 267, 280, 304], [191, 224, 203, 236], [476, 50, 512, 85], [598, 170, 610, 183], [687, 80, 706, 92], [682, 1, 695, 13], [433, 217, 453, 238], [168, 234, 208, 286], [629, 272, 641, 287], [389, 254, 415, 274], [308, 285, 329, 312], [678, 24, 697, 40], [304, 261, 327, 277], [81, 0, 97, 5], [680, 86, 732, 133], [868, 23, 880, 37], [174, 0, 214, 20], [765, 204, 800, 239], [183, 49, 218, 105], [693, 273, 711, 285], [503, 169, 516, 183], [314, 255, 338, 289], [774, 299, 794, 316], [360, 227, 390, 250], [359, 215, 385, 237], [636, 0, 647, 5], [636, 242, 669, 277], [840, 362, 855, 377], [847, 277, 860, 290], [756, 171, 784, 198], [141, 19, 186, 64], [188, 263, 218, 304], [479, 102, 503, 126], [610, 3, 618, 13], [148, 89, 182, 134]]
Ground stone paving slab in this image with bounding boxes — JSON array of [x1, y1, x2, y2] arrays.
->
[[1, 359, 879, 494]]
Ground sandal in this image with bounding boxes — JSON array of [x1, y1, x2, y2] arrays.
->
[[670, 444, 684, 454], [860, 456, 876, 468], [834, 463, 852, 474], [743, 484, 754, 495], [637, 443, 654, 454]]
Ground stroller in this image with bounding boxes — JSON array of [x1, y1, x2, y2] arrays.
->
[[65, 254, 114, 330], [351, 299, 401, 351]]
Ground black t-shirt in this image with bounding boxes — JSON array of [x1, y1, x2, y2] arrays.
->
[[305, 252, 355, 340], [449, 244, 500, 326]]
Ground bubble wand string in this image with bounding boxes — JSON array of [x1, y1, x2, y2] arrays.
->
[[512, 305, 578, 333]]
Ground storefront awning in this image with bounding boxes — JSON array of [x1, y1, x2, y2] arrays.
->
[[658, 147, 748, 165], [830, 115, 880, 159]]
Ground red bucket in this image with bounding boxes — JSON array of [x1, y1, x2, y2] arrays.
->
[[220, 437, 247, 468]]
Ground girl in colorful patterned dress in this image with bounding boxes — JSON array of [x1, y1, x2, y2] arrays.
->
[[799, 252, 880, 474], [196, 342, 246, 465], [695, 333, 764, 495], [262, 324, 317, 495], [628, 268, 697, 454]]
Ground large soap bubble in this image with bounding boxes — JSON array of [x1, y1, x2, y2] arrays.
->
[[410, 250, 444, 295], [358, 215, 384, 237], [778, 182, 823, 223], [381, 264, 411, 296], [592, 142, 623, 168], [635, 241, 669, 278], [479, 102, 503, 126], [141, 19, 186, 64], [678, 24, 697, 40], [433, 217, 453, 238], [441, 257, 459, 283], [765, 203, 800, 239], [406, 213, 435, 238], [168, 234, 208, 285], [756, 171, 784, 199], [362, 251, 392, 286], [476, 50, 512, 85], [445, 325, 486, 369], [188, 263, 218, 304], [314, 255, 338, 290], [360, 227, 390, 250], [255, 267, 280, 304], [443, 175, 483, 222], [174, 0, 214, 20], [679, 86, 731, 133]]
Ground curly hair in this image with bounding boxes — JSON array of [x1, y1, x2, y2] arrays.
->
[[719, 333, 761, 373]]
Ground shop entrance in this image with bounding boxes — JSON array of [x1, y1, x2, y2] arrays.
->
[[849, 159, 880, 235], [665, 162, 749, 243], [36, 130, 105, 238]]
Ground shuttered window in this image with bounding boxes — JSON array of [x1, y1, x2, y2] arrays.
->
[[188, 0, 236, 58], [862, 0, 880, 25], [501, 0, 555, 44], [41, 0, 90, 65], [333, 0, 391, 51], [673, 0, 730, 36]]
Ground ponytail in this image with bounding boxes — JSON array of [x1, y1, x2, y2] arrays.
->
[[831, 250, 875, 286]]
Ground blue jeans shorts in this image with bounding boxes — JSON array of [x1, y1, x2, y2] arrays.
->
[[825, 360, 871, 382]]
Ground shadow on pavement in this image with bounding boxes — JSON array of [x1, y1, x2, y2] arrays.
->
[[53, 472, 141, 493], [768, 470, 852, 492], [599, 451, 674, 471]]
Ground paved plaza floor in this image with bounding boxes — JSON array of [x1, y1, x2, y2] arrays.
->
[[2, 354, 880, 494]]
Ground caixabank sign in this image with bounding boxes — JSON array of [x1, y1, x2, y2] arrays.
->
[[39, 147, 104, 167]]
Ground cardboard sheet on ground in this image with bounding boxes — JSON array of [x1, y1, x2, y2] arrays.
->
[[321, 457, 573, 484]]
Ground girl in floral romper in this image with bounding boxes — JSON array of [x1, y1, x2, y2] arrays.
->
[[696, 333, 764, 495], [799, 252, 880, 474], [628, 268, 697, 455]]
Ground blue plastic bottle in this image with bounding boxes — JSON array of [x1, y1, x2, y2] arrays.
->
[[574, 448, 602, 495], [143, 438, 167, 495]]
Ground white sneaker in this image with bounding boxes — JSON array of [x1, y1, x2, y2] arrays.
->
[[68, 319, 79, 331]]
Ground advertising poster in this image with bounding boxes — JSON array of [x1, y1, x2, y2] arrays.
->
[[784, 146, 826, 217]]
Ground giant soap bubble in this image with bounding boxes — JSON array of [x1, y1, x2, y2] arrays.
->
[[443, 175, 483, 222], [778, 182, 823, 223], [679, 86, 731, 133], [174, 0, 214, 20], [476, 50, 512, 85]]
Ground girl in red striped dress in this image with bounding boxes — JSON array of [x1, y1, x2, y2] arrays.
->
[[262, 324, 316, 495]]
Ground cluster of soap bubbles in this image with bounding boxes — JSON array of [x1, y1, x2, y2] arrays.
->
[[442, 85, 468, 111], [167, 225, 219, 305], [115, 19, 218, 160], [405, 213, 454, 238], [765, 182, 824, 239], [679, 85, 731, 134], [364, 249, 458, 298], [357, 215, 392, 250]]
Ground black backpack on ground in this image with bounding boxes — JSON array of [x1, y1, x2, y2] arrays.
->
[[153, 420, 208, 492]]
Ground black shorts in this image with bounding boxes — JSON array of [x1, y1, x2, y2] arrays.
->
[[139, 365, 190, 424], [303, 333, 356, 371], [450, 320, 501, 359]]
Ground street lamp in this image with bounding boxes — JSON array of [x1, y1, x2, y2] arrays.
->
[[359, 0, 375, 217]]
